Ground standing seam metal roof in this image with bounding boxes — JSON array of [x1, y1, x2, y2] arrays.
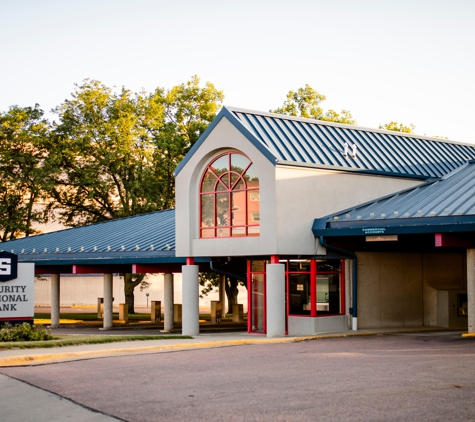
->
[[227, 107, 475, 178], [0, 209, 176, 256], [315, 161, 475, 225]]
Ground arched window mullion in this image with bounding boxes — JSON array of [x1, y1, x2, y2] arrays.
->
[[200, 151, 259, 238], [230, 173, 247, 191]]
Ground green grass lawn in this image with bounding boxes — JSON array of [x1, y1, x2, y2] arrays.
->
[[0, 334, 193, 349]]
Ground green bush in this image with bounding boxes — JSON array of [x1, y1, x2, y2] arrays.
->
[[0, 322, 53, 342]]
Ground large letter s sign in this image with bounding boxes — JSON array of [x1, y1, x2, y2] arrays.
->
[[0, 258, 11, 275]]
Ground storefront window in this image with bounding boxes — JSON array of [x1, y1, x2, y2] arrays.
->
[[200, 152, 260, 238], [286, 259, 344, 317], [286, 260, 311, 316], [247, 258, 345, 335]]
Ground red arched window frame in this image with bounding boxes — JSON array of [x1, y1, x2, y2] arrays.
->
[[200, 152, 260, 238]]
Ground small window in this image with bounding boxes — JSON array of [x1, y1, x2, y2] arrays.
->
[[200, 152, 260, 238]]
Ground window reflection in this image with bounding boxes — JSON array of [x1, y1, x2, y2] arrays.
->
[[200, 152, 259, 238]]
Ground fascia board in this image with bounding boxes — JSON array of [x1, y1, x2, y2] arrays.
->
[[174, 107, 278, 177], [312, 215, 475, 237]]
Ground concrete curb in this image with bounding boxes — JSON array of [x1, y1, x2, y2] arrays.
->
[[0, 328, 458, 367], [0, 332, 375, 367], [461, 332, 475, 338]]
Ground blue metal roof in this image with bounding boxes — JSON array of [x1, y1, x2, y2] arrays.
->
[[0, 209, 176, 256], [313, 161, 475, 237], [176, 106, 475, 179]]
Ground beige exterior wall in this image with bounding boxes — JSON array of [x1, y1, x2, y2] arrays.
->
[[176, 117, 278, 258], [176, 116, 424, 258], [274, 166, 422, 255], [357, 252, 467, 329]]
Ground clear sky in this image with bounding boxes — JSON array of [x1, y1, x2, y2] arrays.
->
[[2, 0, 474, 142]]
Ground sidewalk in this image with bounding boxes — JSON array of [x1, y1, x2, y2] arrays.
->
[[0, 326, 464, 367]]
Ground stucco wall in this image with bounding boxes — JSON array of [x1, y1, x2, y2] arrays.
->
[[176, 116, 424, 258], [175, 117, 278, 257], [357, 252, 466, 329], [274, 166, 423, 255]]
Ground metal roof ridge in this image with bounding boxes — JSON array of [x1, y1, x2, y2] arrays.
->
[[440, 160, 473, 180], [226, 105, 475, 147]]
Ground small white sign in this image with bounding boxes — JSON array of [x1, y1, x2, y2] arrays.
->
[[0, 263, 34, 320]]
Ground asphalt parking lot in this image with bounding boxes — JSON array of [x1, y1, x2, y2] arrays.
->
[[1, 331, 474, 422]]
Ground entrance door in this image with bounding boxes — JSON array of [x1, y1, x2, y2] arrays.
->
[[247, 260, 266, 333]]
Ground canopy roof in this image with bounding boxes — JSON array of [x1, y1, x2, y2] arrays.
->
[[313, 161, 475, 237], [0, 210, 213, 272], [176, 106, 475, 179]]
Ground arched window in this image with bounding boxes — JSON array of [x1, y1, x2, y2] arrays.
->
[[200, 152, 260, 238]]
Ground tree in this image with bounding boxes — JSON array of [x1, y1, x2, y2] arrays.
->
[[199, 272, 243, 315], [379, 121, 415, 133], [50, 77, 224, 312], [271, 84, 356, 124], [0, 105, 54, 241]]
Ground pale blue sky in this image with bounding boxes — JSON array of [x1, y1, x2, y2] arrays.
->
[[2, 0, 474, 142]]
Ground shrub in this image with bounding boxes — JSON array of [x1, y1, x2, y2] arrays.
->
[[0, 322, 53, 342]]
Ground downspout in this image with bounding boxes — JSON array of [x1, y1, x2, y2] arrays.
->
[[319, 236, 358, 331]]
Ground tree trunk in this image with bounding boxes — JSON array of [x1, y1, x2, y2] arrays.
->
[[123, 273, 145, 314], [125, 289, 135, 314], [225, 277, 239, 315]]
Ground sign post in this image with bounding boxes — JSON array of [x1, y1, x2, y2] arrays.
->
[[0, 252, 34, 325]]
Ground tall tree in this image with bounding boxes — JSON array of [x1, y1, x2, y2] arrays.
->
[[0, 105, 54, 241], [50, 77, 224, 312], [379, 121, 415, 133], [271, 84, 356, 124]]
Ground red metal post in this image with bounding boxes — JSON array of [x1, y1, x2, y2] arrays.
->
[[340, 259, 346, 315], [247, 260, 251, 333], [186, 257, 195, 266], [310, 259, 317, 317]]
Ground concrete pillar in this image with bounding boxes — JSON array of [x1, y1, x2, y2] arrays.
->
[[50, 274, 60, 328], [266, 263, 285, 338], [467, 249, 475, 333], [219, 273, 226, 319], [182, 264, 199, 336], [102, 273, 113, 330], [164, 273, 174, 331]]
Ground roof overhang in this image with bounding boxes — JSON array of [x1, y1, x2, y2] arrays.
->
[[312, 215, 475, 238]]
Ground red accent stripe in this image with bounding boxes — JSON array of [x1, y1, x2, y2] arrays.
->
[[0, 317, 33, 321], [186, 257, 195, 266]]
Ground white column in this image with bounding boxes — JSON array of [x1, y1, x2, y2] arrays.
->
[[266, 263, 286, 338], [467, 249, 475, 333], [164, 273, 174, 331], [102, 273, 113, 330], [182, 264, 199, 336], [50, 274, 60, 328], [219, 273, 226, 319]]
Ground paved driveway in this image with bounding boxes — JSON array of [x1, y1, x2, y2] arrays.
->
[[1, 332, 474, 421]]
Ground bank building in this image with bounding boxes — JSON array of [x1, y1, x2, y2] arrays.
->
[[2, 107, 475, 337]]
